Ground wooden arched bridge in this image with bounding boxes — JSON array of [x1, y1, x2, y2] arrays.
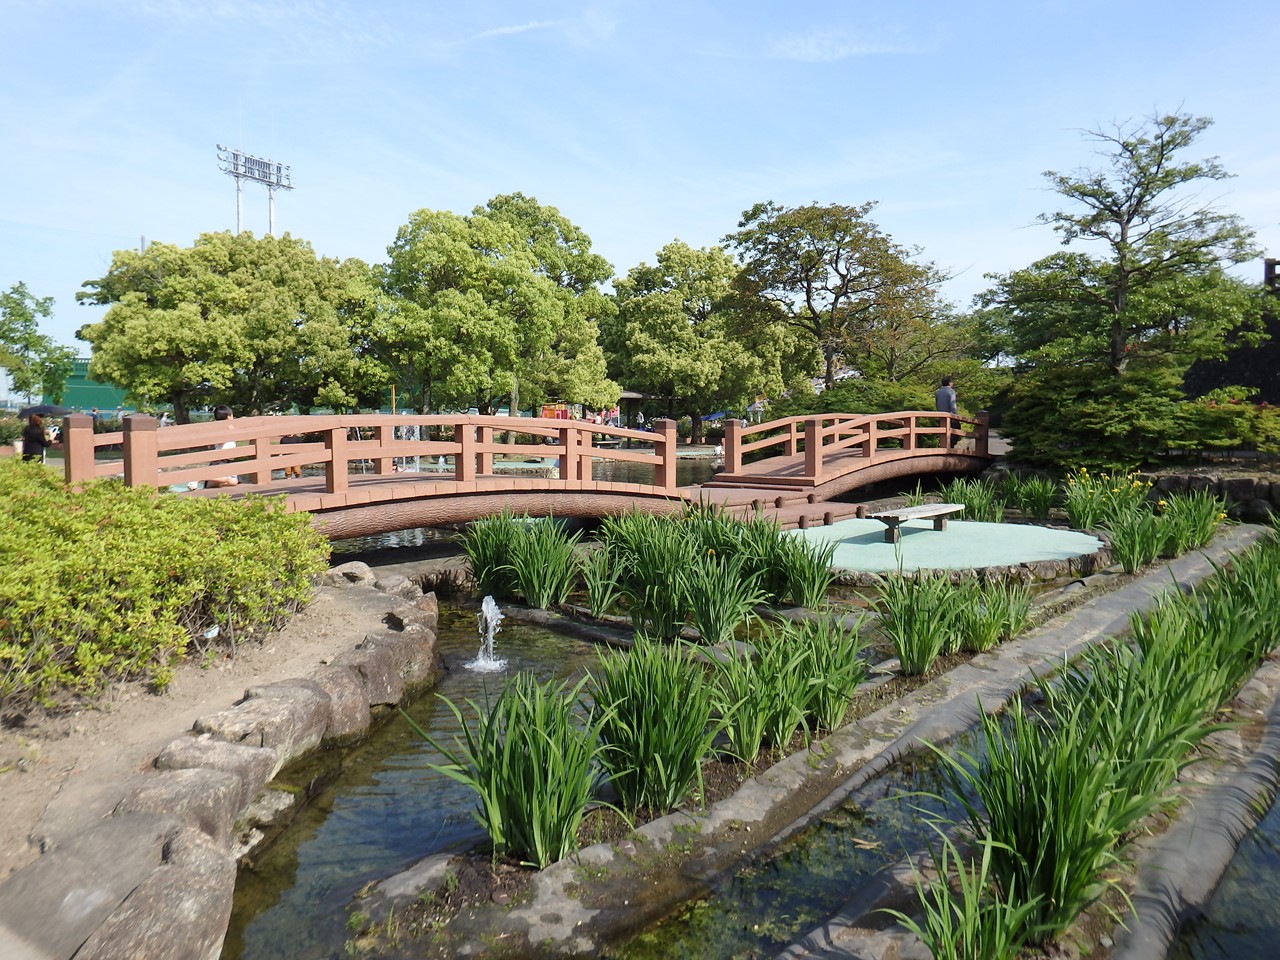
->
[[60, 411, 993, 540]]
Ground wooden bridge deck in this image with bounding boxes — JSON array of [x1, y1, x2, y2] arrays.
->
[[59, 410, 993, 539]]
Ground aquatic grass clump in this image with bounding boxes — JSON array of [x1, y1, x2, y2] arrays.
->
[[1157, 490, 1227, 556], [776, 536, 838, 609], [954, 581, 1032, 653], [591, 636, 720, 814], [882, 827, 1043, 960], [1062, 467, 1152, 530], [612, 517, 695, 640], [505, 517, 582, 609], [939, 477, 1006, 524], [710, 633, 816, 763], [937, 698, 1163, 940], [875, 571, 963, 674], [460, 508, 524, 600], [581, 547, 624, 619], [412, 673, 607, 870], [780, 614, 869, 733], [1001, 473, 1058, 523], [1104, 504, 1165, 574], [682, 550, 765, 647]]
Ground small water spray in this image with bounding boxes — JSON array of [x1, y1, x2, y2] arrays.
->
[[466, 595, 507, 672]]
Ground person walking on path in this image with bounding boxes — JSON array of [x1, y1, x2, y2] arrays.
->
[[935, 377, 959, 447]]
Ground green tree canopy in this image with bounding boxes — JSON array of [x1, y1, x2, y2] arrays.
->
[[0, 283, 75, 402], [980, 112, 1267, 468], [604, 241, 806, 441], [377, 199, 617, 415], [77, 232, 375, 421], [725, 200, 947, 390]]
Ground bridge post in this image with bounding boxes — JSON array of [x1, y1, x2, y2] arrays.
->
[[372, 423, 395, 475], [454, 421, 476, 482], [863, 418, 878, 460], [784, 421, 799, 457], [724, 417, 742, 473], [248, 436, 273, 485], [122, 415, 159, 488], [62, 414, 95, 485], [325, 426, 350, 493], [804, 418, 822, 477], [653, 418, 678, 490], [975, 410, 990, 457], [558, 424, 581, 481], [476, 424, 494, 476]]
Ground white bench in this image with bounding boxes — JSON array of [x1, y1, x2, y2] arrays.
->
[[864, 503, 965, 544]]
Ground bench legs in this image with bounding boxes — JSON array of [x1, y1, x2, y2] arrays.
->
[[883, 522, 902, 544], [933, 517, 949, 532]]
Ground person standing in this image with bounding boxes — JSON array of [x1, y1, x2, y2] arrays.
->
[[20, 414, 58, 462], [935, 377, 959, 447]]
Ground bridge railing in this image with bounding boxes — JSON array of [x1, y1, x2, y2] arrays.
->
[[61, 414, 683, 494], [722, 410, 989, 474]]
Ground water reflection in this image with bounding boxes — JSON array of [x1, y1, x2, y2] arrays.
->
[[1171, 793, 1280, 960]]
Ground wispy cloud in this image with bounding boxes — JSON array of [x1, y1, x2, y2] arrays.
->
[[467, 20, 566, 43], [769, 31, 917, 63]]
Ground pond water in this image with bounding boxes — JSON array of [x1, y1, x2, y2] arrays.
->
[[613, 732, 980, 958], [220, 608, 599, 960], [1170, 790, 1280, 960]]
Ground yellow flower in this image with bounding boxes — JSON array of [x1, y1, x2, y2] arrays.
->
[[1157, 500, 1168, 508]]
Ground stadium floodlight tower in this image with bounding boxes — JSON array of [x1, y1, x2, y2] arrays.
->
[[216, 145, 294, 235]]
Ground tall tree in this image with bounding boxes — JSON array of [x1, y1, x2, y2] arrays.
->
[[475, 193, 618, 414], [983, 112, 1266, 468], [725, 201, 945, 390], [605, 241, 800, 441], [379, 203, 617, 416], [77, 233, 371, 421], [0, 283, 75, 401]]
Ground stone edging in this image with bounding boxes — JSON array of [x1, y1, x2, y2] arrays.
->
[[0, 562, 439, 960]]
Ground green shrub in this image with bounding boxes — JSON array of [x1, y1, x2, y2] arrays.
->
[[581, 547, 624, 619], [0, 459, 328, 710]]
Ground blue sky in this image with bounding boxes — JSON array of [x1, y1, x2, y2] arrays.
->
[[3, 0, 1279, 350]]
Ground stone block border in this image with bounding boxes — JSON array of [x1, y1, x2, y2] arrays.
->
[[0, 562, 440, 960]]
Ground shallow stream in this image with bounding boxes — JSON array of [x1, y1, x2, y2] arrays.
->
[[220, 609, 598, 960]]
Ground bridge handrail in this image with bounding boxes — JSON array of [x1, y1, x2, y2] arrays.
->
[[723, 410, 988, 473], [62, 414, 682, 494]]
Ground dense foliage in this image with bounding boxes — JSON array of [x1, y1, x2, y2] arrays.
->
[[0, 459, 329, 710], [980, 113, 1267, 469], [1, 282, 75, 402]]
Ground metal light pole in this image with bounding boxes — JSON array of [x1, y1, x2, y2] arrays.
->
[[216, 145, 294, 235]]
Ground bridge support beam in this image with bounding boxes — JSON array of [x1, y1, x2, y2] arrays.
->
[[803, 418, 822, 476]]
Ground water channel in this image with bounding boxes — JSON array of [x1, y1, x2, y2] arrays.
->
[[1170, 793, 1280, 960], [221, 610, 599, 960]]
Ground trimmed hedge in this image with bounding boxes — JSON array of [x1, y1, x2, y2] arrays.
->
[[0, 458, 329, 710]]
